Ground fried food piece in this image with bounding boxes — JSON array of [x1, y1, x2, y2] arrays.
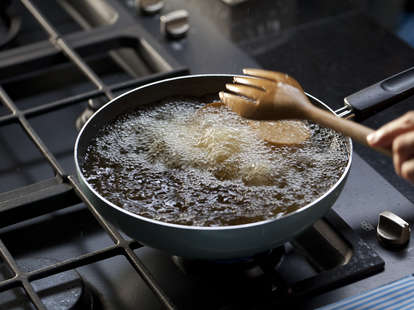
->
[[199, 102, 310, 146], [195, 101, 223, 116], [248, 120, 310, 146]]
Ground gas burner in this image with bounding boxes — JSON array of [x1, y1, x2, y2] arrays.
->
[[172, 246, 285, 277], [0, 258, 101, 310], [0, 0, 21, 49]]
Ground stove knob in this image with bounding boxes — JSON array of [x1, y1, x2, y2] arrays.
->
[[221, 0, 249, 5], [160, 10, 189, 39], [137, 0, 164, 15], [377, 211, 411, 249]]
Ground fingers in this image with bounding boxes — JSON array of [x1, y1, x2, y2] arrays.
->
[[392, 131, 414, 182], [367, 111, 414, 148], [401, 159, 414, 184], [242, 68, 303, 90], [366, 111, 414, 184]]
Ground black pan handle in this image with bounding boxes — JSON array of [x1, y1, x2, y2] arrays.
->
[[344, 67, 414, 119]]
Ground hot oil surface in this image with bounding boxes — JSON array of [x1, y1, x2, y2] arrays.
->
[[82, 97, 349, 226]]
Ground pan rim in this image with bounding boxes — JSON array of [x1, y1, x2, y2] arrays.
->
[[74, 74, 353, 231]]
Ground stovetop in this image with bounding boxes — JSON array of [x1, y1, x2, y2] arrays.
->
[[0, 0, 414, 309]]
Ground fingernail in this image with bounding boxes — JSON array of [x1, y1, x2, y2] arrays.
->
[[367, 132, 379, 144]]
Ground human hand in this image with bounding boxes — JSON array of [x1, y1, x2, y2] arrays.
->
[[367, 111, 414, 184]]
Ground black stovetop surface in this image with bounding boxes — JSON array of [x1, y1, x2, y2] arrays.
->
[[1, 0, 414, 309]]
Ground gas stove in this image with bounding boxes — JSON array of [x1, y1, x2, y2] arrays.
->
[[0, 1, 414, 309]]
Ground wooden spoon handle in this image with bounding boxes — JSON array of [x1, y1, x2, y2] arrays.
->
[[305, 107, 392, 157]]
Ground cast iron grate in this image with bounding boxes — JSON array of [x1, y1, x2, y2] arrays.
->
[[0, 0, 187, 309]]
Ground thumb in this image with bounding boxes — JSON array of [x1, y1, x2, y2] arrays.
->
[[367, 112, 414, 148]]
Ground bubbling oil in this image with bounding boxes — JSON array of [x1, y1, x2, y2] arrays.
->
[[82, 97, 349, 227]]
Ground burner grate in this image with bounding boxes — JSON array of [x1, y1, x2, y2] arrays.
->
[[0, 0, 187, 309]]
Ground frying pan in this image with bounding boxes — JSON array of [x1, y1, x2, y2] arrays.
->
[[74, 70, 414, 259]]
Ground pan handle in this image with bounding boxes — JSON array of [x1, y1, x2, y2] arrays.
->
[[343, 66, 414, 119]]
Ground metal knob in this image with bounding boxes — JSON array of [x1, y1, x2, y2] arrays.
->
[[160, 10, 189, 39], [75, 98, 107, 131], [377, 211, 410, 249], [137, 0, 164, 15], [221, 0, 249, 5]]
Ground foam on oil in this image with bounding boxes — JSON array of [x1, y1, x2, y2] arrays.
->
[[82, 97, 349, 226]]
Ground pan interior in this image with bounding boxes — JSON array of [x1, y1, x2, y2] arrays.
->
[[81, 95, 349, 227]]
